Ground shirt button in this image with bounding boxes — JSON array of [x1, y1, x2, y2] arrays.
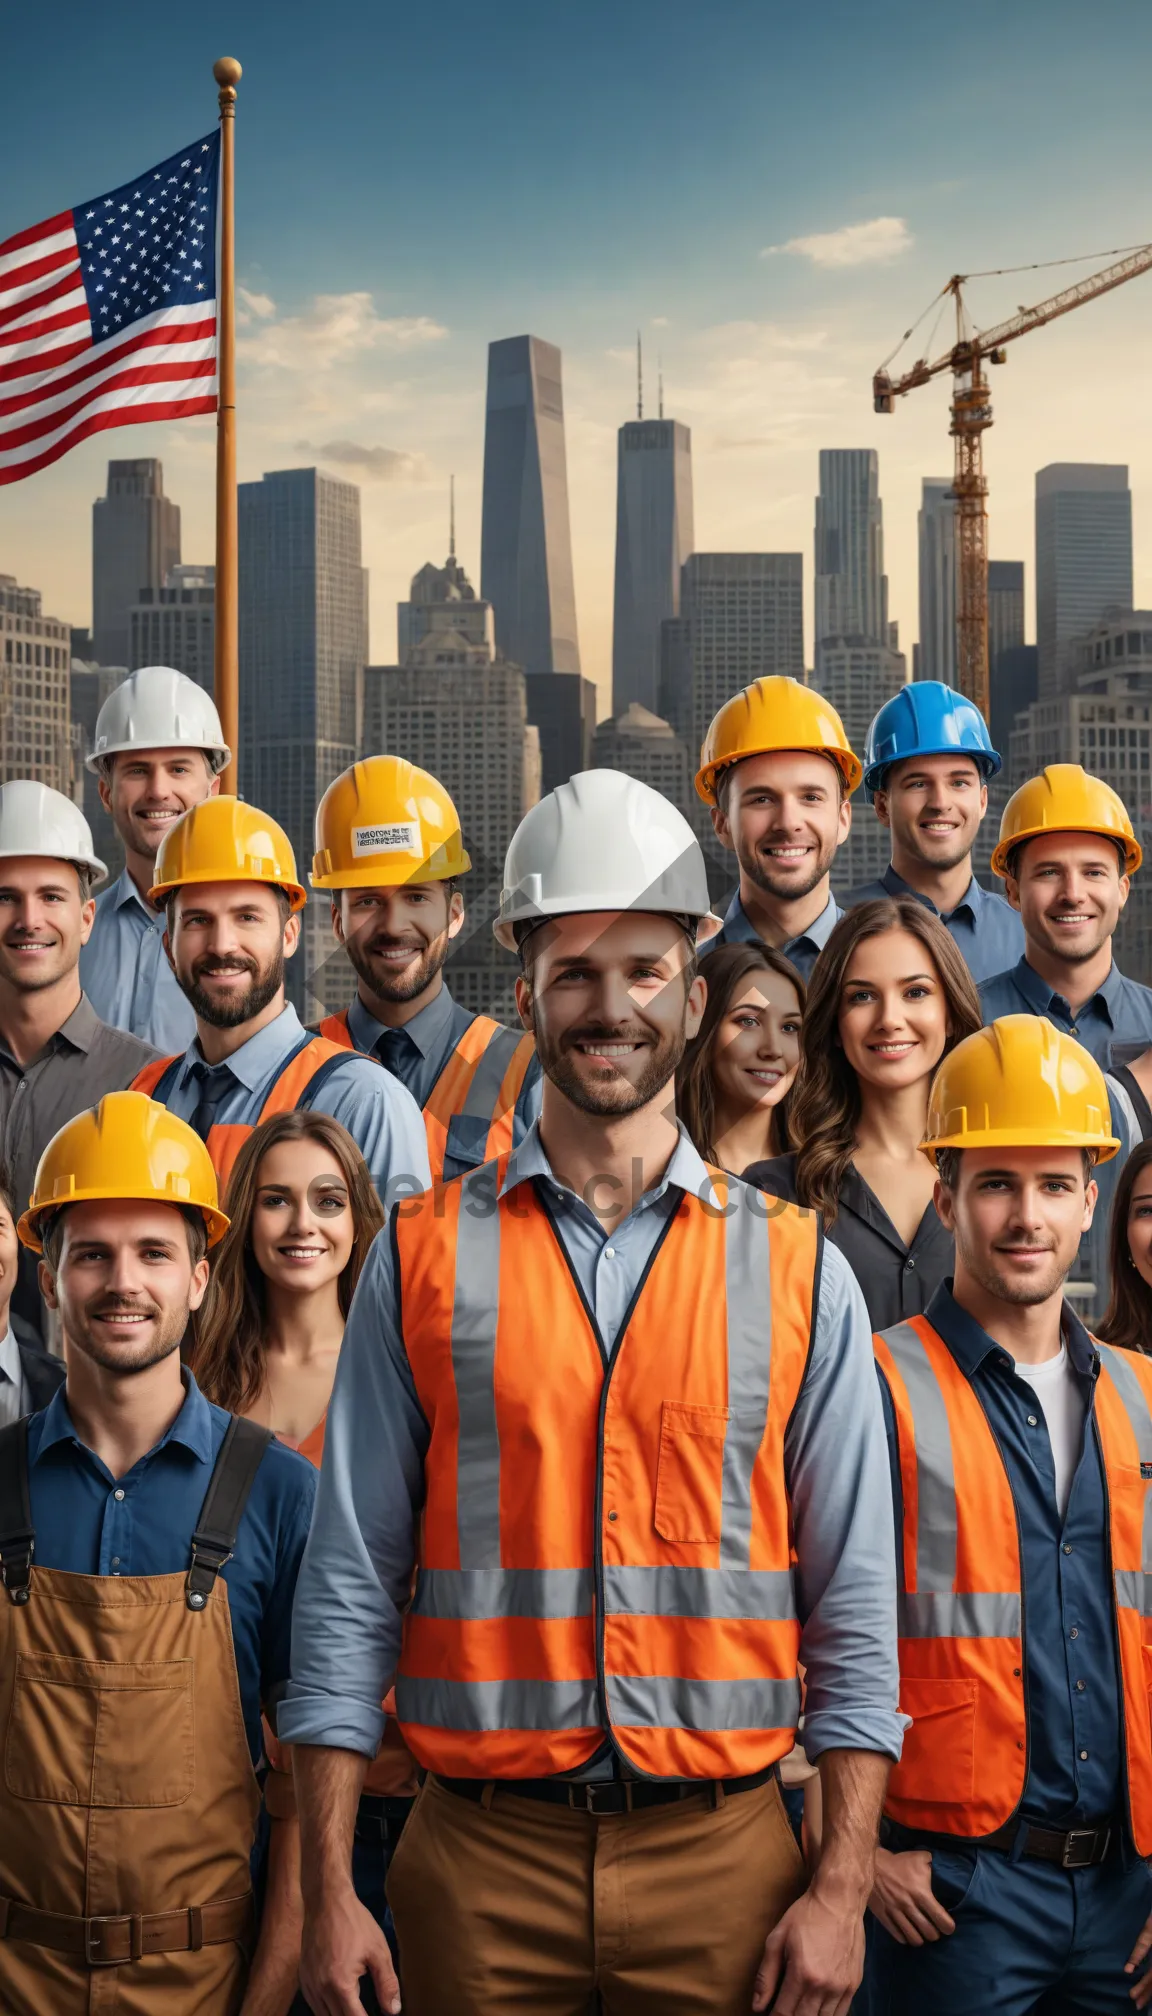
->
[[1027, 1415, 1038, 1427], [1063, 1544, 1073, 1555], [1080, 1749, 1089, 1761], [607, 1511, 618, 1522], [110, 1557, 120, 1568], [113, 1488, 125, 1502], [604, 1247, 615, 1259], [904, 1258, 916, 1271], [1076, 1680, 1086, 1692], [1070, 1628, 1079, 1639]]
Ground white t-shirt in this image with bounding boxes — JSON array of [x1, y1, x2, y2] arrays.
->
[[1015, 1342, 1087, 1523]]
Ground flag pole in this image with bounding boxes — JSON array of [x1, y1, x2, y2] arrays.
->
[[213, 56, 241, 794]]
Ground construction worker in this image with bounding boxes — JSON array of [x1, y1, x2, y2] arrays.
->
[[844, 680, 1024, 982], [870, 1017, 1152, 2014], [0, 1091, 317, 2014], [283, 768, 904, 2016], [311, 755, 541, 1180], [80, 667, 229, 1050], [980, 764, 1152, 1066], [128, 795, 431, 1202], [0, 782, 157, 1342], [696, 674, 861, 980]]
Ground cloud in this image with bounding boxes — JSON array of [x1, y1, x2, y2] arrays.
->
[[293, 439, 428, 482], [237, 286, 276, 324], [761, 216, 912, 268], [238, 292, 449, 371]]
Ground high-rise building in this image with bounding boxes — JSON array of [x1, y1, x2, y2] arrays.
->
[[396, 539, 495, 664], [70, 659, 129, 877], [525, 671, 597, 793], [592, 704, 692, 812], [988, 560, 1025, 673], [0, 574, 74, 798], [819, 641, 907, 891], [917, 479, 956, 685], [129, 565, 215, 691], [1035, 464, 1132, 697], [239, 467, 368, 1014], [814, 449, 888, 661], [480, 335, 581, 680], [611, 407, 694, 716], [92, 459, 181, 669]]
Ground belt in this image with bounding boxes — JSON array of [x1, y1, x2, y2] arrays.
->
[[883, 1815, 1117, 1870], [435, 1762, 778, 1816], [0, 1892, 254, 1968], [353, 1792, 417, 1848]]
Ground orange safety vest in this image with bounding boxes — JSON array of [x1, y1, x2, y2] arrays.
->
[[319, 1007, 535, 1181], [132, 1034, 354, 1194], [391, 1157, 819, 1781], [875, 1315, 1152, 1851]]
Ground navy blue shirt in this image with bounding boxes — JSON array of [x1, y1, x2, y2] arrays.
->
[[24, 1374, 317, 1767], [877, 1284, 1123, 1829], [843, 864, 1025, 984], [705, 889, 841, 983], [980, 956, 1152, 1069]]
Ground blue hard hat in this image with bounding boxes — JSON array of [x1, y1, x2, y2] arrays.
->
[[863, 681, 1002, 797]]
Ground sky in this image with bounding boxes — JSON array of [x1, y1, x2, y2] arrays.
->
[[4, 0, 1152, 713]]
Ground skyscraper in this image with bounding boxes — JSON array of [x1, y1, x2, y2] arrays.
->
[[239, 467, 368, 1012], [988, 560, 1025, 675], [592, 704, 692, 811], [525, 673, 597, 793], [814, 449, 888, 661], [480, 335, 581, 679], [611, 382, 694, 715], [660, 553, 804, 755], [918, 479, 957, 685], [130, 566, 215, 691], [1035, 465, 1132, 697], [92, 459, 181, 668], [1, 574, 74, 797], [819, 640, 907, 890]]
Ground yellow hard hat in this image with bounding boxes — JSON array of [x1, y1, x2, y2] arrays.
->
[[922, 1016, 1119, 1165], [311, 756, 471, 890], [696, 675, 863, 805], [991, 763, 1141, 878], [149, 796, 308, 911], [18, 1092, 229, 1251]]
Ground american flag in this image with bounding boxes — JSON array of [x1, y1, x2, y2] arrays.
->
[[0, 133, 220, 486]]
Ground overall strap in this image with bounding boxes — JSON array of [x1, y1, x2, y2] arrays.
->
[[0, 1417, 34, 1605], [186, 1416, 273, 1611]]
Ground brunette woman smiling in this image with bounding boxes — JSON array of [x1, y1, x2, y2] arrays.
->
[[676, 941, 804, 1174], [746, 896, 982, 1329]]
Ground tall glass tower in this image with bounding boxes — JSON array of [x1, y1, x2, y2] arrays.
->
[[814, 448, 889, 664], [611, 414, 695, 717], [480, 336, 581, 679]]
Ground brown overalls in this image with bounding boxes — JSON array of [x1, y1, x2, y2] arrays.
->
[[0, 1414, 272, 2015]]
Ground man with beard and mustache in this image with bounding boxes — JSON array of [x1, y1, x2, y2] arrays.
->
[[0, 1092, 318, 2016], [696, 674, 861, 981], [310, 755, 541, 1181], [843, 681, 1024, 983], [130, 796, 430, 1204], [868, 1015, 1152, 2015], [980, 765, 1152, 1068], [284, 770, 904, 2016], [80, 668, 229, 1051]]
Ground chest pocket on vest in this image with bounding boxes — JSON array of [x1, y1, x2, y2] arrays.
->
[[444, 1112, 491, 1172], [6, 1653, 194, 1809], [654, 1402, 732, 1544]]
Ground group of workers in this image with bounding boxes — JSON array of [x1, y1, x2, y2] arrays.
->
[[3, 660, 1152, 2016]]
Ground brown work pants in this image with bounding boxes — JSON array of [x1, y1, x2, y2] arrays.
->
[[387, 1773, 808, 2015]]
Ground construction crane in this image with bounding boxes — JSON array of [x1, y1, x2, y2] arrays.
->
[[873, 241, 1152, 721]]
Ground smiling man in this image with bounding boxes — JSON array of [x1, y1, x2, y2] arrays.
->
[[869, 1017, 1152, 2015], [80, 667, 230, 1050], [979, 765, 1152, 1067], [844, 682, 1024, 983], [696, 674, 861, 980]]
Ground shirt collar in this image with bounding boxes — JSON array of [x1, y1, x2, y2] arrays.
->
[[32, 1368, 217, 1466], [925, 1279, 1098, 1380], [56, 995, 102, 1054], [0, 1323, 19, 1388], [1009, 955, 1119, 1023], [721, 888, 841, 954], [179, 1002, 306, 1093], [346, 982, 456, 1061], [499, 1116, 713, 1209], [879, 863, 981, 922]]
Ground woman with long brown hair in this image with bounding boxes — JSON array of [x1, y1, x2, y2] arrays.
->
[[1097, 1139, 1152, 1352], [676, 941, 804, 1173], [746, 896, 982, 1330]]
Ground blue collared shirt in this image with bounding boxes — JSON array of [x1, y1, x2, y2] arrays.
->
[[23, 1374, 317, 1766], [345, 988, 542, 1176], [705, 889, 842, 983], [877, 1284, 1122, 1828], [843, 864, 1025, 985], [80, 869, 197, 1052], [157, 1003, 431, 1204], [281, 1121, 904, 1770], [979, 956, 1152, 1069]]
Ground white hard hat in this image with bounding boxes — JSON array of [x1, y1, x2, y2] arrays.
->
[[87, 667, 230, 775], [494, 769, 711, 951], [0, 781, 107, 887]]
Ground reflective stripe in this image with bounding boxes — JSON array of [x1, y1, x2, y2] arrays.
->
[[719, 1188, 773, 1570], [899, 1590, 1021, 1639], [603, 1563, 796, 1621], [1097, 1343, 1152, 1577], [395, 1674, 599, 1732], [606, 1673, 801, 1732], [451, 1162, 503, 1570], [411, 1567, 593, 1620], [1115, 1569, 1152, 1616], [882, 1320, 958, 1594], [459, 1024, 524, 1128]]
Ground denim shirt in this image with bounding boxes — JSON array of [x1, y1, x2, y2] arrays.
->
[[843, 863, 1025, 985], [706, 889, 842, 983]]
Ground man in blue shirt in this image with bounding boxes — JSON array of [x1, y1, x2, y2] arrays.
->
[[0, 1092, 317, 2015], [844, 681, 1023, 983], [80, 668, 229, 1051], [869, 1016, 1152, 2014], [980, 764, 1152, 1066]]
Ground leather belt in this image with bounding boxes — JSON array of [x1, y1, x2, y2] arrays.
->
[[883, 1815, 1117, 1870], [435, 1762, 778, 1816], [0, 1892, 254, 1968], [354, 1792, 417, 1849], [1015, 1820, 1114, 1869]]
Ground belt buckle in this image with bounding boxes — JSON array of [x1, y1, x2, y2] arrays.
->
[[84, 1914, 137, 1968], [571, 1781, 629, 1815], [1062, 1826, 1107, 1869]]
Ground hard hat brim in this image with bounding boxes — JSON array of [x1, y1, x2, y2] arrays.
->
[[18, 1192, 230, 1252], [148, 867, 309, 912], [991, 825, 1142, 879], [311, 848, 471, 891], [0, 844, 108, 890], [695, 745, 864, 806], [922, 1126, 1120, 1166], [85, 740, 232, 776], [494, 897, 706, 952], [863, 747, 1002, 795]]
